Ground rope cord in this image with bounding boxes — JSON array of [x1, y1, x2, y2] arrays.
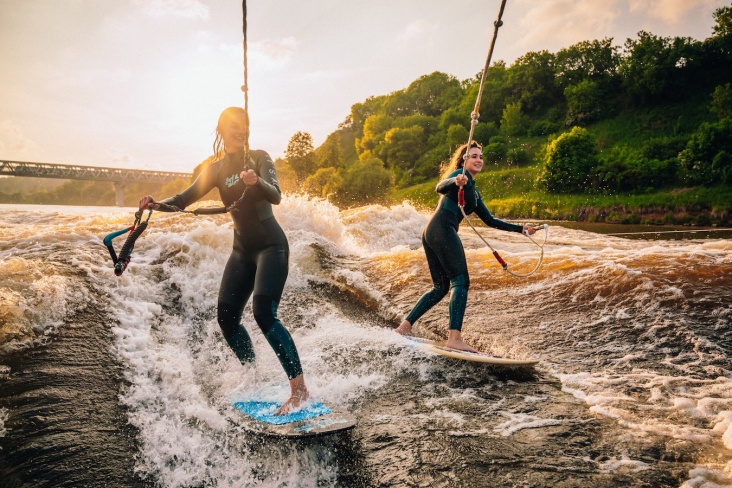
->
[[462, 0, 508, 153], [456, 0, 546, 278], [241, 0, 250, 153]]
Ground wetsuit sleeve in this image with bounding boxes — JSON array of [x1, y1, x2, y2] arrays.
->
[[158, 162, 219, 211], [436, 177, 456, 194], [474, 194, 523, 233], [250, 151, 281, 205], [435, 170, 472, 194]]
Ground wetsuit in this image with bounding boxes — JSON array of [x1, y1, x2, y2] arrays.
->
[[405, 169, 523, 331], [160, 148, 303, 379]]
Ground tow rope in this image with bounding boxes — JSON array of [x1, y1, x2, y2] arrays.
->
[[457, 0, 547, 278]]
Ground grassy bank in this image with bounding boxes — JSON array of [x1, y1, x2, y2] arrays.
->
[[390, 167, 732, 226]]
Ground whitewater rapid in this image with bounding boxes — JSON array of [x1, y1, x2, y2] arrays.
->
[[1, 198, 730, 487]]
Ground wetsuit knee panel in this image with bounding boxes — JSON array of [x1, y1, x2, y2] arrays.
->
[[217, 302, 242, 338], [432, 281, 449, 297], [450, 274, 470, 289], [252, 295, 278, 333]]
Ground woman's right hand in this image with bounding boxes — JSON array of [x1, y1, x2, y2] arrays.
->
[[455, 174, 468, 187], [138, 195, 159, 210]]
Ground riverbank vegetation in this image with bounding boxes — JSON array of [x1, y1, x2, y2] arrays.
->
[[272, 5, 732, 225]]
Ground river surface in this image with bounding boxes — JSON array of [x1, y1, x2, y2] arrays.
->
[[0, 200, 730, 487]]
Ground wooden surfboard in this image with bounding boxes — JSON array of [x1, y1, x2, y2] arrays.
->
[[405, 336, 539, 366], [233, 400, 357, 437]]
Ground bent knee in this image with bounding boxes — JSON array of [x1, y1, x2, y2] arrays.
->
[[217, 302, 242, 338], [252, 295, 278, 333], [450, 274, 470, 289]]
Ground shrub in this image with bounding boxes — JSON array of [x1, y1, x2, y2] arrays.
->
[[678, 118, 732, 185], [541, 126, 600, 193]]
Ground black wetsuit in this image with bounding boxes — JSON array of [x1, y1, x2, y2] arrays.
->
[[161, 149, 303, 379], [405, 169, 523, 331]]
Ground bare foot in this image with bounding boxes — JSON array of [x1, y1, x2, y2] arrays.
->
[[274, 374, 309, 416], [445, 330, 479, 353], [395, 320, 413, 336], [444, 338, 479, 353]]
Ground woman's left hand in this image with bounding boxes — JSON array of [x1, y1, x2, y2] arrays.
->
[[240, 169, 259, 185], [523, 225, 537, 235]]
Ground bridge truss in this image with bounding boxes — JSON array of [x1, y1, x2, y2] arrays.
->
[[0, 160, 192, 206]]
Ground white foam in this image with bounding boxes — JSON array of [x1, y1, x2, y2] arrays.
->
[[493, 411, 565, 436], [599, 456, 650, 473], [680, 467, 732, 488], [0, 407, 7, 446]]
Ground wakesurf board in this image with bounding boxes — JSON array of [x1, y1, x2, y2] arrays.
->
[[233, 400, 357, 437], [405, 336, 539, 366]]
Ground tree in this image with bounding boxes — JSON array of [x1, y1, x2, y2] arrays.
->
[[541, 127, 599, 193], [336, 156, 392, 206], [473, 122, 498, 145], [468, 61, 511, 124], [359, 114, 393, 153], [381, 125, 425, 174], [315, 132, 344, 170], [439, 107, 467, 131], [555, 38, 620, 90], [446, 124, 469, 149], [303, 167, 342, 199], [713, 5, 732, 37], [619, 31, 700, 105], [500, 102, 527, 137], [711, 83, 732, 119], [350, 95, 387, 134], [678, 118, 732, 185], [506, 51, 560, 113], [284, 131, 316, 183], [386, 72, 464, 117], [564, 80, 605, 125]]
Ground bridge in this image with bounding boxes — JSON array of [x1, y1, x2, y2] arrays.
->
[[0, 160, 192, 206]]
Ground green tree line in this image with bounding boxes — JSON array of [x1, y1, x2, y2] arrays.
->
[[275, 5, 732, 221]]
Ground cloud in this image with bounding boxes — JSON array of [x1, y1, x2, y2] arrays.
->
[[131, 0, 209, 20], [628, 0, 720, 25], [248, 37, 300, 70], [513, 0, 622, 54], [397, 20, 439, 42]]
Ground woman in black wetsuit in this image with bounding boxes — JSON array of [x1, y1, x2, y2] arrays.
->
[[138, 107, 307, 415], [395, 142, 538, 352]]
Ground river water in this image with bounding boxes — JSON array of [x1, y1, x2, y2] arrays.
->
[[0, 199, 730, 487]]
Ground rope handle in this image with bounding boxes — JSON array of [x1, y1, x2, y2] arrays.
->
[[103, 209, 152, 276]]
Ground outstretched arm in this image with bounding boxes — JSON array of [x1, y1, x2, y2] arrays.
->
[[474, 197, 523, 233], [139, 164, 218, 211]]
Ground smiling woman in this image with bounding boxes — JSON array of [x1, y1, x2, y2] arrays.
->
[[136, 104, 313, 416], [395, 141, 539, 351]]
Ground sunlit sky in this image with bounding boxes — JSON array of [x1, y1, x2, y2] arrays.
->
[[0, 0, 726, 173]]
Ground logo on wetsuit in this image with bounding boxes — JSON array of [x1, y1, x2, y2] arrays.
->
[[225, 173, 240, 188]]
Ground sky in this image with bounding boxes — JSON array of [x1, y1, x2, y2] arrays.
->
[[0, 0, 727, 173]]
